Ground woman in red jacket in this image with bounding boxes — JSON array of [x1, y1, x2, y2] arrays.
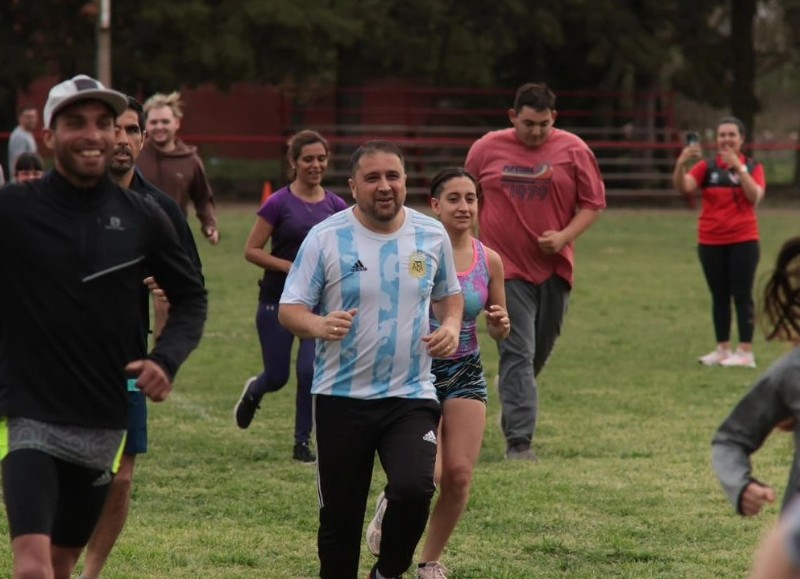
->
[[673, 117, 766, 368]]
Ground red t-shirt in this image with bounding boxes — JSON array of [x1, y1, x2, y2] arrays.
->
[[466, 128, 606, 286], [688, 154, 765, 245]]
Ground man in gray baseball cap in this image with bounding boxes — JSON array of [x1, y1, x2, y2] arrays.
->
[[40, 74, 128, 189], [0, 75, 207, 578]]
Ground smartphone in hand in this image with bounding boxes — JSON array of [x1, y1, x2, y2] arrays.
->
[[685, 131, 700, 146]]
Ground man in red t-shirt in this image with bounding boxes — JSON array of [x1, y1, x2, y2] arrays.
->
[[466, 83, 606, 461]]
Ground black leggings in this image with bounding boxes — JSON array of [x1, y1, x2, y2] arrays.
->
[[697, 241, 760, 344]]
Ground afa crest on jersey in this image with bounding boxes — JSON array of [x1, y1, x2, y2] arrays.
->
[[408, 251, 426, 279]]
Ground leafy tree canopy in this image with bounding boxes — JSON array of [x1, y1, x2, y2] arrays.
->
[[0, 0, 786, 136]]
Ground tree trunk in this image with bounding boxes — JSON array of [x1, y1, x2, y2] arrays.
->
[[785, 2, 800, 187], [0, 82, 17, 179], [729, 0, 758, 140], [334, 42, 364, 136]]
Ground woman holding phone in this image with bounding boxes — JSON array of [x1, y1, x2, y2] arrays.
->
[[673, 117, 766, 368]]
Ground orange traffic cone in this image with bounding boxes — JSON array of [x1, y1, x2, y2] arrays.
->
[[261, 181, 273, 206]]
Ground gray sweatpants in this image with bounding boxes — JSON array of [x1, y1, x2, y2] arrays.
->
[[498, 276, 570, 448]]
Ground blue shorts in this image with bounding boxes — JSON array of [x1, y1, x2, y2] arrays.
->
[[124, 379, 148, 455], [432, 351, 488, 404]]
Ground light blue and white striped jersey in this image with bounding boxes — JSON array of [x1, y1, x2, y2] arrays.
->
[[281, 206, 461, 400]]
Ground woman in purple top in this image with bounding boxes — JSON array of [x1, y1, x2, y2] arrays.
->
[[234, 130, 348, 463]]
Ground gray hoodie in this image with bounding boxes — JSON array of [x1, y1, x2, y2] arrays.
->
[[712, 348, 800, 514]]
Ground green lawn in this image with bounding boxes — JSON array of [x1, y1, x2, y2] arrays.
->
[[4, 205, 800, 578]]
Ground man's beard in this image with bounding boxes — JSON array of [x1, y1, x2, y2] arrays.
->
[[109, 149, 133, 176], [109, 161, 132, 176]]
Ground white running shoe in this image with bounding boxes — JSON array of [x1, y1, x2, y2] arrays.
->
[[719, 349, 756, 368], [698, 347, 733, 366], [366, 491, 387, 556], [417, 561, 449, 579]]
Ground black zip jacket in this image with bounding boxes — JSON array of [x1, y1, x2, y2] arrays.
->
[[0, 170, 207, 429], [130, 169, 204, 358]]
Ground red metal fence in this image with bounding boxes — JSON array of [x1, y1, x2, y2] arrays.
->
[[4, 82, 796, 200]]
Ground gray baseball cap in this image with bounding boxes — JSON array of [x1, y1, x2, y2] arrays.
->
[[44, 74, 127, 129]]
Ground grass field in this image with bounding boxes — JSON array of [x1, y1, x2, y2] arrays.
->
[[4, 204, 800, 578]]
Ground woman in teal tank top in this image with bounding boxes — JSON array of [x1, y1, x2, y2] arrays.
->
[[418, 168, 511, 578]]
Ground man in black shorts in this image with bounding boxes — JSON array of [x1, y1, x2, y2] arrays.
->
[[0, 75, 207, 578], [80, 96, 204, 579]]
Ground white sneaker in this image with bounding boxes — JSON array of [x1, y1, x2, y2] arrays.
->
[[366, 491, 387, 556], [698, 347, 733, 366], [719, 349, 756, 368], [417, 561, 449, 579]]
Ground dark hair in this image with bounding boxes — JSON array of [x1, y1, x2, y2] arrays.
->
[[287, 130, 330, 180], [14, 152, 44, 173], [126, 96, 145, 130], [429, 167, 481, 200], [717, 116, 746, 140], [763, 236, 800, 341], [513, 83, 556, 113], [349, 140, 404, 177]]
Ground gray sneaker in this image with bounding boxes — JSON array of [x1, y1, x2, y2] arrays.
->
[[417, 561, 449, 579], [366, 491, 387, 556], [505, 443, 537, 462]]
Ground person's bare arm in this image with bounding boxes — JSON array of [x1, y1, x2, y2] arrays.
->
[[244, 216, 292, 273], [673, 145, 701, 194], [750, 509, 800, 578], [538, 208, 602, 255], [424, 292, 463, 358], [124, 359, 172, 402], [719, 149, 764, 205], [484, 246, 510, 341], [739, 482, 777, 517], [278, 304, 358, 341]]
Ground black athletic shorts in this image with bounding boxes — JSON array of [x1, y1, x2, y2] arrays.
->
[[2, 449, 113, 547]]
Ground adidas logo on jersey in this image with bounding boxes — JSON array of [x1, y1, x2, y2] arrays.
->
[[422, 430, 437, 445], [92, 470, 113, 487], [350, 259, 368, 272]]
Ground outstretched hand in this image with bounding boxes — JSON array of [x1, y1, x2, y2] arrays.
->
[[125, 359, 172, 402], [677, 144, 702, 165], [740, 481, 776, 517], [719, 149, 743, 171], [143, 276, 169, 304], [485, 304, 510, 340], [538, 230, 568, 255], [205, 227, 221, 245], [319, 308, 358, 341], [422, 325, 459, 358]]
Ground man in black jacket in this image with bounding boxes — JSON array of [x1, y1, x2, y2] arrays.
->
[[80, 96, 205, 579], [0, 75, 207, 578]]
